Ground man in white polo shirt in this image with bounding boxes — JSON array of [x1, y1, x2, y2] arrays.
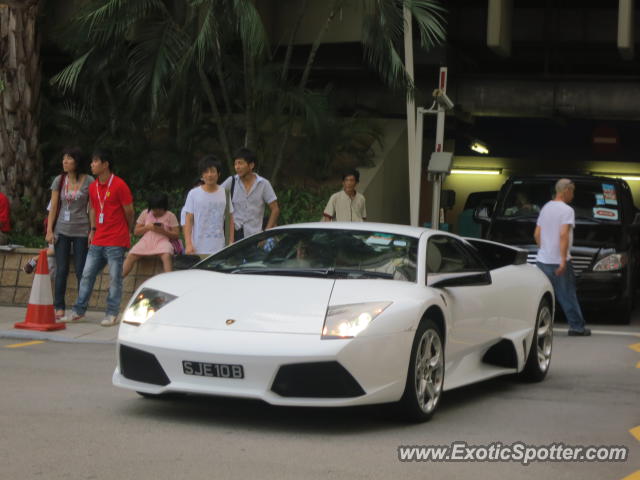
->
[[323, 169, 367, 222], [534, 178, 590, 337]]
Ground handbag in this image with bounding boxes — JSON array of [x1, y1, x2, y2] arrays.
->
[[170, 238, 184, 255]]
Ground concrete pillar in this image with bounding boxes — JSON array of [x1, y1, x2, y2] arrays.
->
[[618, 0, 635, 60], [487, 0, 512, 57]]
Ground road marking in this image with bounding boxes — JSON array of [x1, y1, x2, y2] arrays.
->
[[4, 340, 46, 349], [554, 328, 640, 338], [629, 342, 640, 352], [621, 471, 640, 480], [630, 426, 640, 443]]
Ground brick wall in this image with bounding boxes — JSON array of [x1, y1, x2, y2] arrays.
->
[[0, 248, 166, 310]]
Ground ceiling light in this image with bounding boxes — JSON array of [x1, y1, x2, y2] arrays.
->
[[451, 169, 501, 175], [470, 140, 489, 155], [592, 172, 640, 181]]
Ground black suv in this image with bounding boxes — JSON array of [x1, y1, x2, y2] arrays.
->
[[474, 174, 640, 323]]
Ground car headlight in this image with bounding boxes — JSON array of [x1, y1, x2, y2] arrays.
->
[[592, 253, 627, 272], [122, 288, 177, 326], [321, 302, 392, 339]]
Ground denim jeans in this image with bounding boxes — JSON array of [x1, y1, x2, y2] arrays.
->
[[74, 245, 126, 317], [536, 261, 586, 331], [54, 234, 89, 311]]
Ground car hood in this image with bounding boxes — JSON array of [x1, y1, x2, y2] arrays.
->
[[141, 270, 335, 334]]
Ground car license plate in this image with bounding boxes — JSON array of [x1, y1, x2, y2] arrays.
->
[[182, 361, 244, 379]]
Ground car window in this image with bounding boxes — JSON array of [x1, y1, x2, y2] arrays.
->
[[197, 228, 419, 282], [498, 180, 623, 223], [426, 236, 485, 274]]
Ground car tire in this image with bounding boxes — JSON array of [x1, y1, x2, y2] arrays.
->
[[397, 318, 445, 422], [519, 298, 553, 382]]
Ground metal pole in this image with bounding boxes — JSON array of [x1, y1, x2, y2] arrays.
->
[[431, 174, 441, 230], [415, 108, 425, 226], [403, 5, 419, 227], [430, 67, 448, 230]]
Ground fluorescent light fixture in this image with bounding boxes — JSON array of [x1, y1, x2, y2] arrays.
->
[[470, 140, 489, 155], [451, 169, 501, 175], [592, 172, 640, 181]]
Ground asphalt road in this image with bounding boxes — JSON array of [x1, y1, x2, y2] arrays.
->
[[1, 323, 639, 480]]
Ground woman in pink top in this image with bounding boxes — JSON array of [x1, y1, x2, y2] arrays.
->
[[123, 193, 180, 276]]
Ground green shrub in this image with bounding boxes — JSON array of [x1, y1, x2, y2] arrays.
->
[[7, 232, 47, 249], [276, 186, 333, 225]]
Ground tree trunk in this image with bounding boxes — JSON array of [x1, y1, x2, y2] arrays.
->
[[242, 45, 257, 151], [0, 0, 43, 234], [198, 68, 233, 172], [270, 0, 342, 184]]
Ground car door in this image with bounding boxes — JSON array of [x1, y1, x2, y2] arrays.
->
[[426, 235, 498, 362]]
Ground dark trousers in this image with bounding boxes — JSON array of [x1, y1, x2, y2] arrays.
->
[[54, 233, 89, 310]]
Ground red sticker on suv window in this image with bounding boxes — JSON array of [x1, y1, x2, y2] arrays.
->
[[593, 207, 619, 220]]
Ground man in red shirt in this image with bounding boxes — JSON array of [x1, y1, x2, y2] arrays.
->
[[0, 192, 10, 245], [63, 149, 134, 326]]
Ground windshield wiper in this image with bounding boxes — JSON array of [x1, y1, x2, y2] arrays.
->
[[329, 268, 394, 279], [498, 214, 539, 220], [227, 266, 394, 279], [229, 267, 331, 277]]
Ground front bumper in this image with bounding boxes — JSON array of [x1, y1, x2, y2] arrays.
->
[[576, 270, 629, 306], [112, 323, 412, 407]]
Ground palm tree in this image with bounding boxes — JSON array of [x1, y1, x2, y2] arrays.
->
[[268, 0, 447, 183], [0, 0, 44, 233], [51, 0, 446, 185]]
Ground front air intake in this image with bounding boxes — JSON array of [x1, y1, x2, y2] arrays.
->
[[271, 361, 365, 398], [119, 344, 170, 386]]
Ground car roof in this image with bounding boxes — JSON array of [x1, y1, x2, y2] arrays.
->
[[272, 221, 438, 239], [507, 174, 625, 184]]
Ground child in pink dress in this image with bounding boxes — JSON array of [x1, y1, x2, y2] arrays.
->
[[123, 193, 180, 276]]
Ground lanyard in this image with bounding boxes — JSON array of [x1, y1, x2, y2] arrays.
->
[[63, 175, 81, 207], [96, 174, 114, 214]]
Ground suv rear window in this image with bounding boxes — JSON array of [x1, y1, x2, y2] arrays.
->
[[498, 180, 622, 223]]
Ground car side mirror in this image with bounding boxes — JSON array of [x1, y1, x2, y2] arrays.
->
[[430, 271, 492, 288], [473, 199, 495, 224]]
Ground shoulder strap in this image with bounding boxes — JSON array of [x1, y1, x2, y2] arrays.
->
[[224, 187, 231, 245], [58, 173, 66, 193], [231, 175, 236, 199]]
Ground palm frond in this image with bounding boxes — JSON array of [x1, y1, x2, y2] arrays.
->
[[50, 49, 94, 93], [406, 0, 447, 48], [230, 0, 268, 58], [126, 20, 187, 117], [361, 0, 446, 92], [80, 0, 168, 46]]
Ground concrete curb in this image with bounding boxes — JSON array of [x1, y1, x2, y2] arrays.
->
[[0, 329, 115, 344]]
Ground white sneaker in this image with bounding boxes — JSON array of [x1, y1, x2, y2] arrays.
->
[[101, 315, 119, 327], [61, 311, 84, 323]]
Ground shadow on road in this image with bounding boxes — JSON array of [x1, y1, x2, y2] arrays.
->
[[119, 375, 524, 434]]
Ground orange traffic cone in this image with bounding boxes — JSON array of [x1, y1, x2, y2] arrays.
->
[[14, 249, 65, 331]]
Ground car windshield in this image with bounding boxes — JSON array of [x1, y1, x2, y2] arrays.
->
[[196, 228, 419, 282], [498, 180, 623, 223]]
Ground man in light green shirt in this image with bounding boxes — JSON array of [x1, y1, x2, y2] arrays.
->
[[323, 169, 367, 222]]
